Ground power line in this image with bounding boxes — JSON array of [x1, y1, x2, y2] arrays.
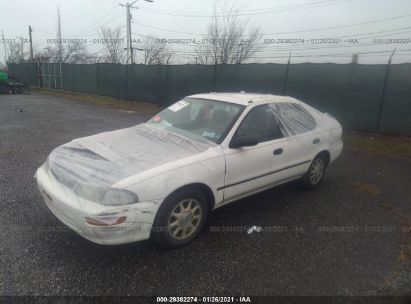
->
[[30, 11, 124, 39], [137, 13, 409, 37], [69, 10, 124, 37], [164, 47, 411, 59], [137, 0, 354, 18], [134, 14, 411, 38], [135, 21, 411, 40], [267, 13, 411, 35], [255, 30, 411, 52], [87, 4, 120, 27], [145, 47, 411, 58], [140, 0, 343, 15], [29, 11, 411, 44], [131, 30, 411, 55]]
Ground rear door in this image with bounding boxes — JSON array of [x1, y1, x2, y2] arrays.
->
[[269, 102, 322, 170]]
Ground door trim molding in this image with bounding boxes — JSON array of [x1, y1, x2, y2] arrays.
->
[[217, 159, 311, 191]]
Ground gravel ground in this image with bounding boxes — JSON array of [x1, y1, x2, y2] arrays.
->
[[0, 93, 410, 296]]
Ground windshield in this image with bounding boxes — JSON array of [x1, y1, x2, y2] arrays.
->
[[147, 98, 244, 144]]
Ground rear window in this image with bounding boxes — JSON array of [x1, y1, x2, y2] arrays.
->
[[269, 103, 317, 136]]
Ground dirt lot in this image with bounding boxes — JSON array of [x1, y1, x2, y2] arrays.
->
[[0, 92, 410, 296]]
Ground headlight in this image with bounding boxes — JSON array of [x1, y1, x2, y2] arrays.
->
[[73, 184, 106, 202], [101, 188, 138, 206], [73, 184, 138, 206]]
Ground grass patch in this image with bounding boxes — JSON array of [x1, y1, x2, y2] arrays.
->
[[32, 88, 163, 114], [344, 131, 411, 160]]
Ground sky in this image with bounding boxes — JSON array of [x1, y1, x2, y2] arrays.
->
[[1, 0, 411, 65]]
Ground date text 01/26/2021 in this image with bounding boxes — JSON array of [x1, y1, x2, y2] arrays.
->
[[156, 296, 251, 303]]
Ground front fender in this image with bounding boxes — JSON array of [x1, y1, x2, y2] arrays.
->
[[115, 146, 226, 206]]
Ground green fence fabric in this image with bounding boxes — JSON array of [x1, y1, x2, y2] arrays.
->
[[8, 63, 37, 85], [215, 64, 287, 94], [7, 62, 411, 136], [379, 64, 411, 136], [0, 71, 8, 81], [285, 63, 388, 132], [127, 65, 166, 104], [165, 65, 215, 103]]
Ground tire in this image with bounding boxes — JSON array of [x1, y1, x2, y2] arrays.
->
[[300, 154, 327, 190], [152, 189, 208, 248]]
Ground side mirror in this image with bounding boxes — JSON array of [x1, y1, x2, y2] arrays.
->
[[229, 135, 259, 149]]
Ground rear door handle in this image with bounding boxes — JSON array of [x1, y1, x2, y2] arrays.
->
[[273, 148, 283, 155], [313, 138, 320, 144]]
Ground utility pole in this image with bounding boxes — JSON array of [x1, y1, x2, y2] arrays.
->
[[119, 2, 135, 64], [1, 30, 8, 62], [127, 3, 132, 64], [57, 7, 64, 89], [57, 7, 63, 63], [120, 0, 154, 64], [28, 25, 33, 61]]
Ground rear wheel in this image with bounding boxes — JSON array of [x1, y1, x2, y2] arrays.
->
[[152, 189, 208, 248], [300, 154, 327, 190]]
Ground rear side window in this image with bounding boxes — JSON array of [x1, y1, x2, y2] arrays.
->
[[269, 103, 317, 136]]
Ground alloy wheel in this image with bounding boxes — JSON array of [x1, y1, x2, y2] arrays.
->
[[167, 198, 202, 240], [309, 158, 325, 185]]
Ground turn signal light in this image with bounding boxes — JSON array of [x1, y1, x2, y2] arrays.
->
[[85, 216, 127, 227]]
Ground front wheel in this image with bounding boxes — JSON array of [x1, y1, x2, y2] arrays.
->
[[300, 154, 327, 190], [152, 189, 208, 248]]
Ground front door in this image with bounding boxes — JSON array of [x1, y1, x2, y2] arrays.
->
[[221, 104, 290, 202]]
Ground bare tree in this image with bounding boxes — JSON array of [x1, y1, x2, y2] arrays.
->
[[6, 40, 27, 63], [99, 26, 125, 64], [35, 46, 58, 62], [34, 41, 89, 63], [196, 3, 261, 64], [62, 40, 89, 63], [140, 36, 173, 65]]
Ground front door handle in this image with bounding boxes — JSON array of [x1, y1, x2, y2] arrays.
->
[[313, 138, 320, 144], [273, 148, 283, 155]]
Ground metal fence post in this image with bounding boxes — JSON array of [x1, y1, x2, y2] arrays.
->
[[376, 48, 396, 133], [163, 64, 169, 104], [125, 64, 129, 100], [213, 63, 217, 91], [96, 58, 100, 96], [72, 62, 75, 92], [60, 62, 63, 90], [282, 51, 292, 96]]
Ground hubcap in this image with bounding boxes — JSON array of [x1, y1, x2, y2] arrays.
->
[[168, 199, 202, 240], [309, 158, 324, 185]]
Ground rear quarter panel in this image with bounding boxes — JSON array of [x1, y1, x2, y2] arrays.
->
[[306, 105, 343, 164]]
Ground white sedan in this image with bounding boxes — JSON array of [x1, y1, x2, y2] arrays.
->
[[36, 93, 343, 247]]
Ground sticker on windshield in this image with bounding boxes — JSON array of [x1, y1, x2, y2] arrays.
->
[[168, 100, 189, 112], [202, 131, 216, 139]]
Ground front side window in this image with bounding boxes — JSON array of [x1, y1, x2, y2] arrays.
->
[[269, 103, 317, 136], [147, 98, 244, 144], [234, 105, 283, 143]]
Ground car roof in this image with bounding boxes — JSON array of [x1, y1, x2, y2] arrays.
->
[[187, 92, 300, 106]]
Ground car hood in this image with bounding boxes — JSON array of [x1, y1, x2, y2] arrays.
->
[[45, 123, 211, 193]]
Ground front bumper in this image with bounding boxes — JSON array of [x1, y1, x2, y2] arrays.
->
[[36, 165, 161, 245]]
